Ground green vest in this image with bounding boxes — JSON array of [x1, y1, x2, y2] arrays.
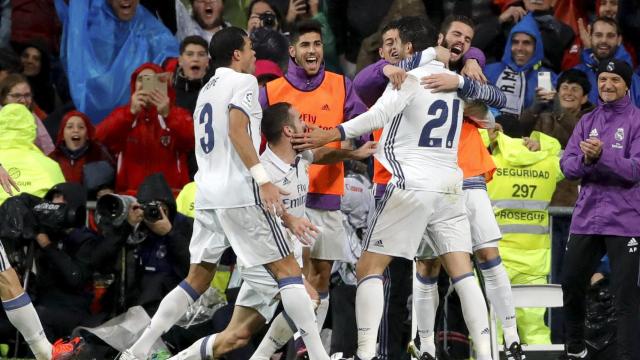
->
[[486, 131, 564, 276]]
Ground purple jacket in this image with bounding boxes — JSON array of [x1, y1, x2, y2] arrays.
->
[[259, 58, 367, 210], [561, 95, 640, 236], [353, 47, 487, 107]]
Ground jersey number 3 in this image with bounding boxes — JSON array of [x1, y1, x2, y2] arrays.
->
[[199, 103, 214, 153], [418, 99, 460, 148]]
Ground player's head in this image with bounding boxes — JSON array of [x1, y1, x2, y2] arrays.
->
[[262, 102, 305, 144], [438, 15, 474, 65], [209, 26, 256, 74], [397, 16, 436, 59], [289, 19, 324, 76], [379, 19, 402, 64]]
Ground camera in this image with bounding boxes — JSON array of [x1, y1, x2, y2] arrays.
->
[[259, 12, 277, 29], [32, 201, 84, 234], [96, 194, 136, 227], [139, 201, 164, 223]]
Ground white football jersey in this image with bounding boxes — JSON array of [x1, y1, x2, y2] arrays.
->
[[193, 67, 263, 209], [260, 147, 313, 218], [341, 61, 464, 193]]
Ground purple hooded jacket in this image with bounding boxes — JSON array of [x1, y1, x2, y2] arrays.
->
[[259, 58, 368, 210], [561, 95, 640, 236]]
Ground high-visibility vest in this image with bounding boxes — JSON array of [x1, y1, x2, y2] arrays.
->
[[486, 131, 564, 275], [266, 72, 347, 196], [176, 182, 196, 218]]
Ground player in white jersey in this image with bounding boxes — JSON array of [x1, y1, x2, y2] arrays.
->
[[293, 58, 495, 360]]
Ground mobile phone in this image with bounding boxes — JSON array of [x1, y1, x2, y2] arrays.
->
[[141, 74, 155, 92], [538, 71, 553, 92], [140, 73, 168, 96]]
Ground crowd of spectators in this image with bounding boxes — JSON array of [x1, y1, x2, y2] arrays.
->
[[0, 0, 639, 359]]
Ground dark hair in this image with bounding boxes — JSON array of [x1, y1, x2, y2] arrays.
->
[[439, 15, 475, 35], [0, 73, 29, 105], [209, 27, 248, 67], [380, 18, 402, 37], [262, 102, 293, 143], [0, 48, 22, 74], [250, 27, 289, 68], [180, 35, 208, 54], [557, 69, 591, 94], [397, 16, 436, 53], [592, 16, 620, 35], [290, 19, 323, 45]]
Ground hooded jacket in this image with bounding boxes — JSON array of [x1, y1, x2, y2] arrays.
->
[[16, 40, 57, 114], [573, 46, 640, 107], [561, 94, 640, 236], [486, 14, 557, 115], [49, 111, 115, 184], [0, 104, 65, 205], [95, 63, 194, 196]]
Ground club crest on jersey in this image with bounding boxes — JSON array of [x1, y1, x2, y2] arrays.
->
[[242, 91, 253, 108], [160, 135, 171, 147], [615, 128, 624, 141]]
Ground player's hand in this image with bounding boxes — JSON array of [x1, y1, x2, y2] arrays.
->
[[149, 89, 170, 117], [421, 73, 460, 92], [351, 141, 377, 160], [145, 206, 172, 236], [382, 65, 407, 90], [461, 59, 487, 84], [499, 6, 527, 24], [127, 201, 144, 226], [284, 214, 319, 246], [535, 87, 556, 103], [523, 137, 541, 152], [578, 18, 592, 49], [0, 165, 19, 196], [580, 138, 603, 164], [130, 90, 149, 115], [291, 124, 341, 151], [434, 45, 451, 65], [260, 182, 288, 216]]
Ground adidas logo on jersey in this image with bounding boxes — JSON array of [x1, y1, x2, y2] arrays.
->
[[299, 328, 307, 337], [589, 128, 599, 138], [282, 177, 290, 185], [628, 238, 638, 252], [373, 240, 384, 247], [480, 328, 490, 335], [321, 104, 330, 111]]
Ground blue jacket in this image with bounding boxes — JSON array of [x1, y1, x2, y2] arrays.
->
[[573, 46, 640, 107], [486, 14, 557, 112]]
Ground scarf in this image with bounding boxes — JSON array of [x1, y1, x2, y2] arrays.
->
[[495, 67, 526, 115]]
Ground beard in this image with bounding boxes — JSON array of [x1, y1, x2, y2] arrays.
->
[[441, 38, 463, 70]]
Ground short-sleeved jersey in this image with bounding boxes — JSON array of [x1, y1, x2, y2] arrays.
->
[[193, 67, 263, 209], [344, 61, 464, 193], [260, 147, 313, 218]]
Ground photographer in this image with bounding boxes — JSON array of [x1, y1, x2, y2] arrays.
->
[[96, 173, 191, 316], [247, 0, 283, 34]]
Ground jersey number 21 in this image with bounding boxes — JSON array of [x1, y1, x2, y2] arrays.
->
[[418, 99, 460, 148]]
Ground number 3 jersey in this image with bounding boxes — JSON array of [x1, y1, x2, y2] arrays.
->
[[340, 61, 464, 193], [193, 67, 263, 209]]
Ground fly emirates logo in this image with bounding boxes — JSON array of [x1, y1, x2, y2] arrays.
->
[[300, 113, 335, 130]]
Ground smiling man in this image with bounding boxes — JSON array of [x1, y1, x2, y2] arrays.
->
[[573, 16, 640, 107], [259, 19, 368, 355]]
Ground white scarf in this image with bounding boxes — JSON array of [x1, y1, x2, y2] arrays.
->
[[496, 67, 526, 115]]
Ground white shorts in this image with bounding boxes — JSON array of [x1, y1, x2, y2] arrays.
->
[[365, 184, 472, 260], [235, 265, 281, 321], [416, 188, 500, 259], [0, 242, 11, 272], [190, 206, 292, 267], [306, 208, 348, 261]]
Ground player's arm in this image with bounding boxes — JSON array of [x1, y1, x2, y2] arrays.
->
[[293, 78, 417, 150], [228, 108, 287, 215], [422, 74, 506, 109], [311, 141, 377, 165], [464, 101, 496, 129]]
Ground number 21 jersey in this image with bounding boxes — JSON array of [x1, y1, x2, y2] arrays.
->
[[193, 67, 263, 209]]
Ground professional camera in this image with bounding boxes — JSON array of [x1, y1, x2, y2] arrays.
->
[[96, 194, 136, 227], [139, 201, 164, 223], [259, 12, 277, 29], [32, 201, 85, 233]]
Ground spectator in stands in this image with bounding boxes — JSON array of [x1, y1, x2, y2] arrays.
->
[[573, 17, 640, 106], [0, 104, 64, 205], [17, 40, 58, 114], [173, 36, 209, 114], [0, 74, 55, 155], [176, 0, 230, 43], [49, 110, 115, 185], [475, 0, 573, 72], [0, 47, 21, 82], [560, 58, 640, 360], [246, 0, 283, 34], [486, 13, 557, 137], [10, 0, 61, 55], [55, 0, 178, 123], [96, 63, 194, 196], [250, 27, 288, 84]]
